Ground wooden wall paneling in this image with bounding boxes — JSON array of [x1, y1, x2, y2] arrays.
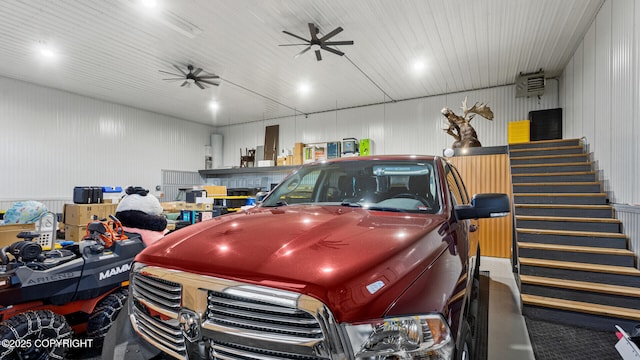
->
[[448, 154, 513, 258]]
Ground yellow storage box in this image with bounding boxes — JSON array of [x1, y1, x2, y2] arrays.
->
[[508, 120, 531, 144]]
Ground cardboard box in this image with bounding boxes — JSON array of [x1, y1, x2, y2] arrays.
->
[[63, 203, 118, 226], [64, 224, 87, 242], [292, 143, 305, 165], [183, 202, 212, 211], [161, 201, 186, 212], [258, 160, 274, 167], [0, 223, 36, 248], [277, 156, 294, 166], [204, 185, 227, 197]]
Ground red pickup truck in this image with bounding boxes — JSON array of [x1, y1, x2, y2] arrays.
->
[[128, 155, 509, 360]]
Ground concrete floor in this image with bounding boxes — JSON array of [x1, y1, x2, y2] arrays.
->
[[480, 256, 536, 360]]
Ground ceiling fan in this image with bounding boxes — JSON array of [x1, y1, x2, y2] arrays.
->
[[159, 65, 219, 89], [280, 23, 354, 61]]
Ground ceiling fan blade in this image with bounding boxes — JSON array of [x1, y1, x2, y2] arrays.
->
[[322, 46, 345, 56], [192, 68, 203, 77], [278, 44, 308, 46], [199, 79, 219, 86], [294, 46, 311, 58], [180, 81, 189, 87], [308, 23, 319, 41], [315, 49, 322, 61], [198, 75, 219, 79], [324, 40, 354, 46], [195, 81, 206, 90], [282, 30, 310, 43], [162, 78, 186, 81], [320, 27, 343, 42], [159, 70, 184, 77], [173, 65, 187, 76]]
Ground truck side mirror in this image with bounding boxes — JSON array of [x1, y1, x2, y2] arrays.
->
[[455, 193, 510, 220]]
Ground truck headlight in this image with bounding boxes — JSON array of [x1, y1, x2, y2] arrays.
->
[[344, 314, 454, 359]]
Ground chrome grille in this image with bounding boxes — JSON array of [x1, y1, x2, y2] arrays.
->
[[131, 272, 185, 359], [130, 266, 344, 360], [207, 290, 323, 341], [132, 307, 186, 358], [210, 340, 323, 360], [132, 272, 182, 315]]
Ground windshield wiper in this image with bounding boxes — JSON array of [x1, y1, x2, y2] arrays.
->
[[264, 200, 288, 207], [340, 201, 362, 207], [367, 206, 406, 212]]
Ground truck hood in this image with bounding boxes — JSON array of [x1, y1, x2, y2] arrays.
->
[[136, 205, 449, 322]]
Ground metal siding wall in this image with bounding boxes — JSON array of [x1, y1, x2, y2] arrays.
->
[[0, 76, 214, 208], [561, 0, 638, 205], [161, 170, 204, 202], [448, 154, 513, 258], [593, 1, 614, 200], [615, 205, 640, 269], [219, 82, 559, 165], [609, 0, 633, 204]]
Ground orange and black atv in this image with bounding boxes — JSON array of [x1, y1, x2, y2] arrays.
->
[[0, 215, 145, 359]]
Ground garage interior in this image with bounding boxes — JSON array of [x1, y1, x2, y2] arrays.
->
[[1, 0, 639, 359]]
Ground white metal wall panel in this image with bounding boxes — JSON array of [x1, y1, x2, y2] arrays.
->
[[217, 82, 559, 167], [593, 0, 613, 200], [561, 0, 639, 205], [0, 76, 214, 206], [636, 0, 640, 204], [582, 25, 597, 144], [161, 170, 204, 202], [609, 0, 634, 205], [572, 43, 584, 141], [615, 205, 640, 269]]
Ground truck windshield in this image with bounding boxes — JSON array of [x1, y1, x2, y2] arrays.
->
[[261, 160, 440, 213]]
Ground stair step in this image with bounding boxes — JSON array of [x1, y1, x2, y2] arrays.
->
[[512, 172, 597, 183], [519, 257, 640, 287], [513, 182, 601, 193], [522, 294, 640, 325], [516, 215, 621, 233], [509, 145, 584, 158], [511, 162, 593, 174], [515, 204, 613, 218], [516, 228, 628, 249], [513, 193, 608, 205], [509, 139, 582, 150], [510, 154, 589, 165], [520, 275, 640, 298], [518, 242, 634, 266]]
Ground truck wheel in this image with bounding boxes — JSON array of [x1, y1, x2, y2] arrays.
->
[[455, 322, 474, 360], [0, 310, 73, 360], [87, 288, 128, 349]]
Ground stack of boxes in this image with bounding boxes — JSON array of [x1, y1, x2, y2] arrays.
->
[[63, 203, 118, 241]]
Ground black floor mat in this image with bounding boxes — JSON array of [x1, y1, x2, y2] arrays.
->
[[524, 316, 621, 359]]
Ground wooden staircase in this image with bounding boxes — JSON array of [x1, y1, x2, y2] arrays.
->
[[510, 138, 640, 331]]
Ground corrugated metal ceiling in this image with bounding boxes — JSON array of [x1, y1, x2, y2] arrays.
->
[[0, 0, 603, 126]]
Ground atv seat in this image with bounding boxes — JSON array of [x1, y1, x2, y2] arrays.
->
[[39, 249, 77, 269]]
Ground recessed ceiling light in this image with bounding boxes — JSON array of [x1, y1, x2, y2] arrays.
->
[[140, 0, 158, 9], [412, 59, 426, 74], [209, 101, 219, 111], [36, 42, 58, 60], [298, 82, 311, 95]]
